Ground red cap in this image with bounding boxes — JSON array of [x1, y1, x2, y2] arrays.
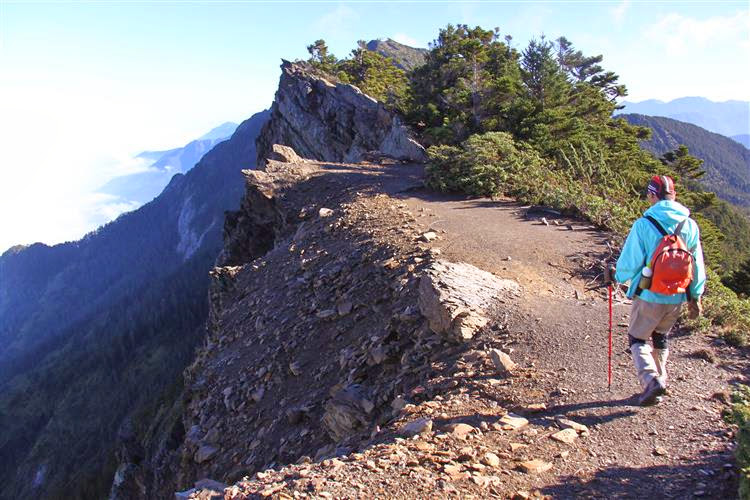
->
[[647, 175, 675, 199]]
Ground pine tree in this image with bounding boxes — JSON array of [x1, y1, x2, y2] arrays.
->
[[660, 144, 706, 180], [307, 39, 337, 73]]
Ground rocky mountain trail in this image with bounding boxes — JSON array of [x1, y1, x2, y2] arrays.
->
[[162, 155, 747, 499], [133, 56, 747, 500]]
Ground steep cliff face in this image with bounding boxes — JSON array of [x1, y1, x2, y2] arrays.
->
[[255, 61, 426, 166]]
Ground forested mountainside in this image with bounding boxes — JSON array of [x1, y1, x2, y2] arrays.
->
[[616, 97, 750, 138], [732, 134, 750, 148], [0, 110, 268, 500], [365, 38, 427, 71], [620, 113, 750, 208]]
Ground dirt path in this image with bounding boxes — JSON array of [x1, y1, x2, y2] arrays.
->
[[213, 166, 746, 500], [400, 189, 747, 498]]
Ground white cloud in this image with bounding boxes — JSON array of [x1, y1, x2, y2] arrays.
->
[[88, 193, 141, 224], [611, 0, 630, 24], [645, 10, 750, 56], [391, 33, 422, 48], [314, 4, 358, 35]]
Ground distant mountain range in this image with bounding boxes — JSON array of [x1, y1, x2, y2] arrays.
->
[[98, 122, 238, 207], [615, 97, 749, 139], [733, 134, 750, 148], [620, 113, 750, 208], [0, 111, 268, 499]]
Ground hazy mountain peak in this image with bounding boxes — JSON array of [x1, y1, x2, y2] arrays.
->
[[198, 121, 239, 141], [616, 96, 750, 137]]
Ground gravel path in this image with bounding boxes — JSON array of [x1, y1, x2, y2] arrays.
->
[[401, 189, 746, 499]]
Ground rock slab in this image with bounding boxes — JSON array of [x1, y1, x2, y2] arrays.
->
[[489, 348, 517, 374], [419, 260, 520, 342]]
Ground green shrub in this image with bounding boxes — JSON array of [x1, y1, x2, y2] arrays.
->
[[426, 132, 640, 235], [727, 385, 750, 499], [696, 270, 750, 346]]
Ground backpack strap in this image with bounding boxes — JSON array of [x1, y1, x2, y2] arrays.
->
[[644, 216, 667, 236]]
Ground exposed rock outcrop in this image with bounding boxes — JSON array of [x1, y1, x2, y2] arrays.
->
[[419, 260, 520, 342], [256, 61, 426, 166], [142, 155, 523, 498]]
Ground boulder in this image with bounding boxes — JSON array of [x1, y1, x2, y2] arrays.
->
[[489, 349, 517, 375], [419, 260, 520, 342], [256, 60, 426, 165], [269, 144, 304, 163], [322, 384, 375, 441], [401, 418, 433, 437]]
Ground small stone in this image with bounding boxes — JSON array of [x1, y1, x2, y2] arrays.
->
[[654, 447, 668, 456], [489, 348, 517, 374], [337, 300, 353, 316], [509, 442, 527, 452], [525, 403, 546, 412], [419, 231, 438, 242], [288, 361, 301, 376], [447, 423, 476, 438], [401, 418, 433, 437], [550, 428, 578, 444], [318, 208, 334, 217], [251, 387, 265, 403], [556, 417, 589, 434], [519, 459, 552, 474], [443, 463, 464, 479], [481, 452, 501, 467], [499, 413, 528, 430], [194, 445, 218, 464], [316, 309, 336, 319], [391, 395, 407, 412]]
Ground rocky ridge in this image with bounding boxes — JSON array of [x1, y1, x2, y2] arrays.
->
[[149, 150, 527, 498], [255, 61, 426, 167]]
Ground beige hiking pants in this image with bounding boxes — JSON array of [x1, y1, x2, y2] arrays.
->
[[628, 297, 683, 341]]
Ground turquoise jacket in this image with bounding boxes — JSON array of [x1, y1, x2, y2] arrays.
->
[[615, 200, 706, 304]]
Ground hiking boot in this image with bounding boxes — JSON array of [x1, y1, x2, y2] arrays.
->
[[638, 377, 667, 406]]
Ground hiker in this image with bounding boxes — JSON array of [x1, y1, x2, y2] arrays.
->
[[609, 175, 706, 406]]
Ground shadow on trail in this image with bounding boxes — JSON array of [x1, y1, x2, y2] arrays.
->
[[542, 456, 737, 499]]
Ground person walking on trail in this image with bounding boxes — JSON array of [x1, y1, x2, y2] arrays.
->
[[610, 175, 706, 406]]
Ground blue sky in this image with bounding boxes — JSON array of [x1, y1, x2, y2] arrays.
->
[[1, 0, 748, 251]]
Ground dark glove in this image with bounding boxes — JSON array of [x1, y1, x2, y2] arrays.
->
[[688, 298, 703, 320], [604, 266, 617, 285]]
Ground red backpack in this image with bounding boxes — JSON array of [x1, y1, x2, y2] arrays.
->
[[645, 216, 694, 296]]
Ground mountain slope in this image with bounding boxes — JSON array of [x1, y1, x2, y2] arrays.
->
[[365, 38, 427, 71], [99, 123, 238, 206], [619, 113, 750, 208], [616, 97, 749, 137], [733, 134, 750, 148], [0, 110, 268, 500]]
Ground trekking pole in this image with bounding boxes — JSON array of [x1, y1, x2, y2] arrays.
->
[[608, 283, 613, 391]]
